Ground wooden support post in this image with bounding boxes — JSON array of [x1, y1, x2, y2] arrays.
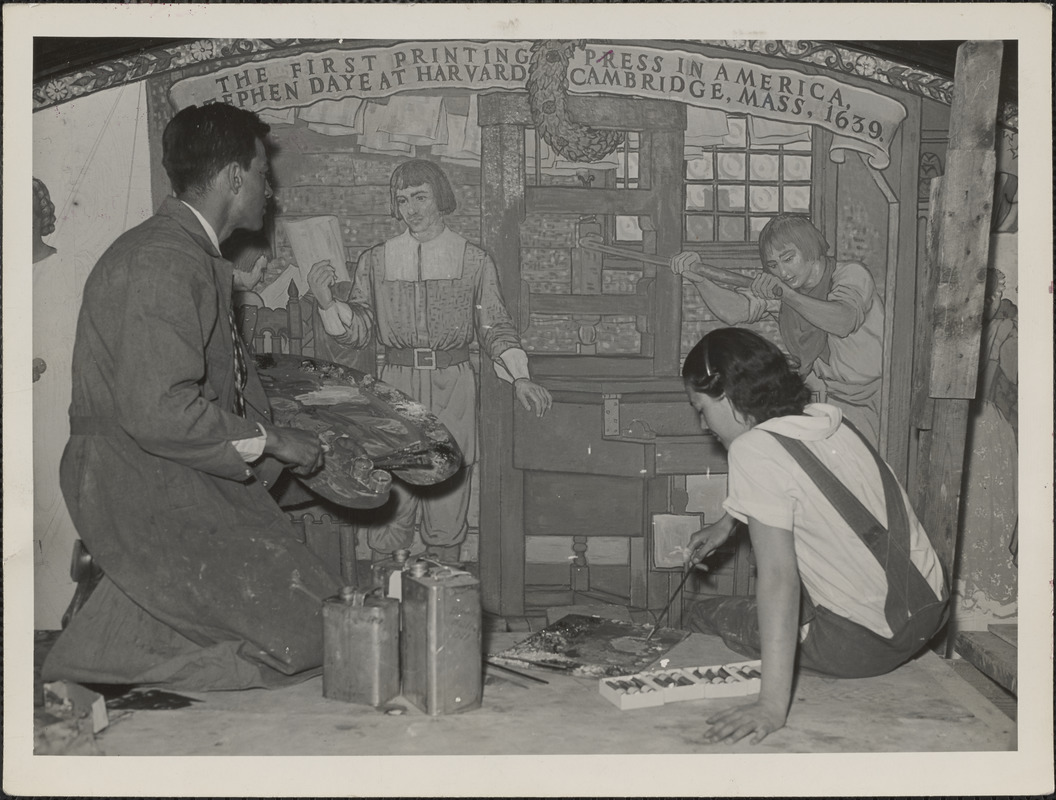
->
[[884, 95, 923, 484], [910, 177, 944, 516], [479, 122, 527, 616], [647, 129, 686, 377], [915, 41, 1002, 583]]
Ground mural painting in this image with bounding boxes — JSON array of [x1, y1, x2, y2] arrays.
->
[[29, 37, 1020, 666]]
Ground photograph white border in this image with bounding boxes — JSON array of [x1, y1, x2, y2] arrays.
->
[[4, 4, 1052, 797]]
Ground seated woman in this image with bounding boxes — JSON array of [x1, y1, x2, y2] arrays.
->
[[681, 328, 948, 744]]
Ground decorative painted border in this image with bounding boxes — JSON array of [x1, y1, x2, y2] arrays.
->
[[33, 37, 1018, 130], [34, 38, 310, 108], [715, 40, 1018, 130]]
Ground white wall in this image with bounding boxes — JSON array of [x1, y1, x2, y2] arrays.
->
[[33, 81, 154, 629]]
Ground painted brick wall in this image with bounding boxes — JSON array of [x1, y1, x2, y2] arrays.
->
[[834, 153, 889, 295], [681, 287, 782, 362]]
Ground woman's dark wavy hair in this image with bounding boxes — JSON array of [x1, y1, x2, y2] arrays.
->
[[682, 328, 811, 425], [389, 159, 458, 219]]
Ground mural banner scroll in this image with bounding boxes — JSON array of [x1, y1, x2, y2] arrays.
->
[[169, 41, 533, 110], [569, 44, 908, 169], [169, 40, 906, 170]]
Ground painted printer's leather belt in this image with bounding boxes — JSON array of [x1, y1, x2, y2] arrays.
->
[[384, 348, 470, 368]]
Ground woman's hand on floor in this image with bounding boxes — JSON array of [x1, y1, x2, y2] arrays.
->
[[703, 699, 787, 745]]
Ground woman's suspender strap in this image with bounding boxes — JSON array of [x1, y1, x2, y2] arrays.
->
[[767, 419, 944, 631]]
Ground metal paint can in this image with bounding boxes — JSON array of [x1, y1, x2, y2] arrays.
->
[[400, 565, 482, 715], [322, 586, 400, 706]]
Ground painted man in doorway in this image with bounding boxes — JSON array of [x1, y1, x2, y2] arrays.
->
[[308, 159, 552, 561], [43, 103, 341, 690], [671, 214, 884, 444]]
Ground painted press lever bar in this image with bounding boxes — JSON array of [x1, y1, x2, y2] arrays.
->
[[577, 234, 781, 296]]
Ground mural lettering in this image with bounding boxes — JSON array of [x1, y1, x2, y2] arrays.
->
[[170, 40, 907, 169], [568, 45, 907, 169], [170, 42, 531, 110]]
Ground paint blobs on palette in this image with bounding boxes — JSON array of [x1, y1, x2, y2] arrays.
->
[[610, 636, 652, 655], [598, 660, 762, 710], [491, 614, 688, 678]]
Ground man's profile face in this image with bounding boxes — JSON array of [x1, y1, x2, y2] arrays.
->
[[231, 139, 273, 232], [763, 242, 816, 291], [395, 182, 442, 234]]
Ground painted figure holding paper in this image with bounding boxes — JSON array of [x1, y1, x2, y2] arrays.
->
[[227, 223, 371, 374], [670, 215, 884, 444], [307, 159, 553, 560]]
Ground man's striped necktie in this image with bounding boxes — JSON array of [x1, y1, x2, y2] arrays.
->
[[229, 305, 248, 417]]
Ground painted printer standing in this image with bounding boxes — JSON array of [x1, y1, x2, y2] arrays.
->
[[42, 103, 340, 691], [671, 214, 884, 445], [308, 159, 552, 561]]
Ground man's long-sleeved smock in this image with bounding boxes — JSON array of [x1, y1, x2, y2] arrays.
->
[[41, 198, 341, 690]]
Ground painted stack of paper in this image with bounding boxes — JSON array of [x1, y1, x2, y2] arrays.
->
[[283, 216, 350, 279], [598, 659, 762, 710], [489, 614, 688, 678]]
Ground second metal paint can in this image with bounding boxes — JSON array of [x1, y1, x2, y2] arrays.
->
[[322, 586, 400, 707]]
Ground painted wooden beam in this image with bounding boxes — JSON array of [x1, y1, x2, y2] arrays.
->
[[910, 177, 945, 433], [885, 92, 923, 483], [909, 177, 944, 519], [479, 123, 527, 616], [527, 292, 651, 316], [527, 186, 655, 216], [649, 128, 687, 377]]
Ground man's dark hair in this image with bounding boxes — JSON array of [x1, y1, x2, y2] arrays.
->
[[683, 327, 811, 425], [162, 103, 270, 197], [389, 159, 458, 219]]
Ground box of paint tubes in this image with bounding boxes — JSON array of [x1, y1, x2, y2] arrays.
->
[[598, 660, 762, 710]]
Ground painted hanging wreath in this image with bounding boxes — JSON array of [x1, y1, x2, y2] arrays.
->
[[527, 40, 624, 163]]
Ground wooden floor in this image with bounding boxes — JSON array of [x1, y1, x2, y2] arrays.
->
[[955, 623, 1019, 696], [948, 659, 1017, 721], [34, 625, 1015, 758]]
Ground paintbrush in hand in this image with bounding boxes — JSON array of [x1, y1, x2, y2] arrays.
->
[[644, 566, 695, 641]]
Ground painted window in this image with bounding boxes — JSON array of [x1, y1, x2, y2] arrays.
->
[[613, 132, 642, 242], [684, 116, 812, 243]]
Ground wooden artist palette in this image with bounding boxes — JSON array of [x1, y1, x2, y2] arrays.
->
[[254, 354, 463, 508], [489, 614, 689, 678]]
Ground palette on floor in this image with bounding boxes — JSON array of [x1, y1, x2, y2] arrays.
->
[[489, 613, 689, 677]]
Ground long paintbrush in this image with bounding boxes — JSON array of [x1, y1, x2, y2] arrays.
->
[[644, 567, 695, 641]]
